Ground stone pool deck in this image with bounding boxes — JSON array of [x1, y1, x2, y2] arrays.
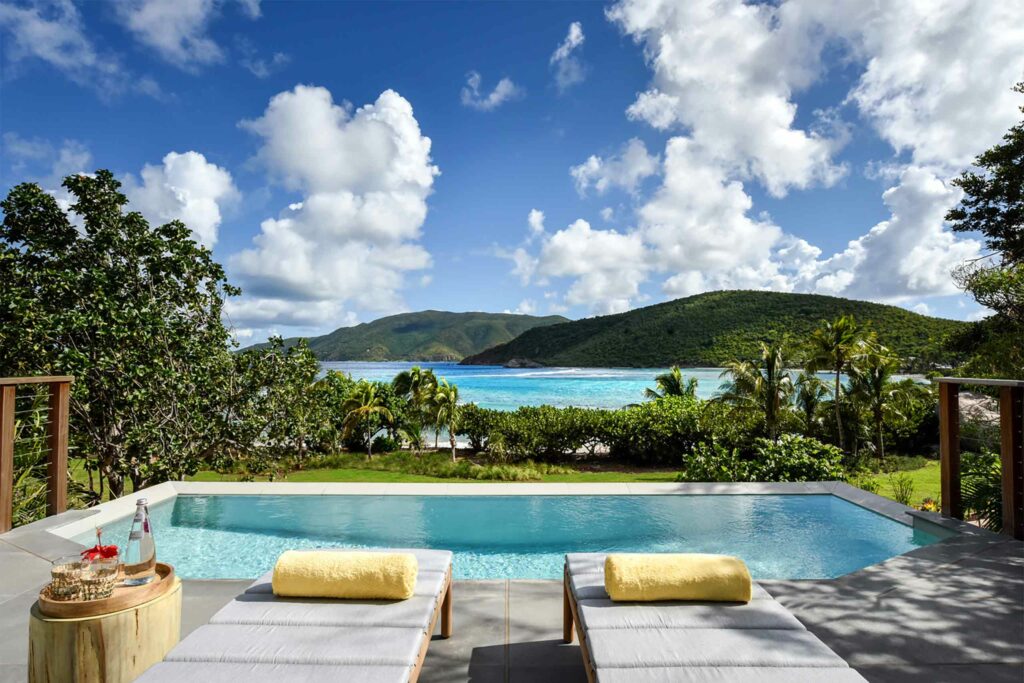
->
[[1, 483, 1021, 682]]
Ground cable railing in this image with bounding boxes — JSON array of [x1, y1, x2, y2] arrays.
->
[[0, 376, 73, 533], [935, 377, 1024, 540]]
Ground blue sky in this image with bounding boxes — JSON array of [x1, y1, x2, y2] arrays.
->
[[2, 0, 1022, 344]]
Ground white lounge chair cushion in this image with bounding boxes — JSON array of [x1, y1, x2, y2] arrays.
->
[[165, 624, 423, 666], [576, 596, 805, 631], [210, 593, 438, 628], [585, 628, 849, 669], [138, 661, 412, 683], [596, 667, 870, 683]]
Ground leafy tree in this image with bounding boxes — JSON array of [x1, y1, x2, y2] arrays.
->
[[716, 341, 795, 441], [946, 81, 1023, 378], [848, 344, 911, 462], [805, 316, 866, 449], [0, 172, 236, 497], [431, 379, 461, 462], [341, 381, 394, 458], [644, 366, 698, 400]]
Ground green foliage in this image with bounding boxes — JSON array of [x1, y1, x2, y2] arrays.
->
[[248, 311, 568, 361], [1, 172, 237, 498], [715, 340, 794, 440], [945, 81, 1023, 378], [604, 397, 704, 465], [461, 291, 965, 368], [644, 366, 698, 400], [961, 451, 1003, 531], [458, 404, 494, 451], [676, 443, 745, 482], [746, 435, 846, 482], [678, 435, 846, 483], [887, 472, 916, 506], [304, 451, 574, 482]]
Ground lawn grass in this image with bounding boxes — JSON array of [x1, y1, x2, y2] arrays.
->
[[863, 460, 940, 505]]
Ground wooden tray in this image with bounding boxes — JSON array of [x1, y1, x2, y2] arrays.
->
[[37, 563, 176, 619]]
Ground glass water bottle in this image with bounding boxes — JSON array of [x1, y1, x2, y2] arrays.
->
[[123, 498, 156, 585]]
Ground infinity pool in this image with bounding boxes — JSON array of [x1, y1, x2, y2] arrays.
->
[[77, 494, 941, 580]]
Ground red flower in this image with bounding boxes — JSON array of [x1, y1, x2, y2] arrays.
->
[[81, 544, 119, 560]]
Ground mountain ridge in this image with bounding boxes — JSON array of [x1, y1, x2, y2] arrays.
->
[[459, 291, 966, 367], [244, 310, 569, 361]]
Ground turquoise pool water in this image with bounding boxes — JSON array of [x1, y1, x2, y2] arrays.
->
[[77, 494, 940, 580]]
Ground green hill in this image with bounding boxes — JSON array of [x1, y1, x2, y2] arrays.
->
[[250, 310, 569, 361], [460, 291, 966, 367]]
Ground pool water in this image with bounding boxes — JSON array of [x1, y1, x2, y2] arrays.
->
[[78, 494, 941, 580]]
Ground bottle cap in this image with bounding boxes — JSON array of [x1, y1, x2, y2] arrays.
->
[[136, 498, 148, 505]]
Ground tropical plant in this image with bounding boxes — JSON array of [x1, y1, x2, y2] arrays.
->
[[887, 472, 915, 506], [341, 381, 394, 458], [805, 315, 866, 450], [392, 366, 436, 451], [794, 372, 830, 437], [716, 341, 795, 440], [431, 379, 461, 462], [848, 344, 912, 462], [645, 366, 698, 400], [961, 450, 1003, 531]]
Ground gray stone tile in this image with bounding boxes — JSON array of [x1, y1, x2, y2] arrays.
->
[[180, 580, 249, 637], [423, 580, 508, 679], [0, 588, 41, 666], [0, 542, 49, 597], [855, 663, 1024, 683], [0, 664, 27, 683], [507, 581, 583, 670], [1, 529, 87, 562]]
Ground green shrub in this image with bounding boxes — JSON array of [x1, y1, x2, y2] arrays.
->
[[850, 475, 881, 494], [962, 450, 1002, 531], [677, 442, 746, 482], [887, 472, 915, 505], [458, 404, 494, 451], [371, 435, 400, 453], [605, 396, 704, 465], [746, 435, 846, 482]]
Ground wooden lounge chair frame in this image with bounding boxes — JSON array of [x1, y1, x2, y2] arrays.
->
[[563, 565, 596, 683], [411, 565, 453, 682]]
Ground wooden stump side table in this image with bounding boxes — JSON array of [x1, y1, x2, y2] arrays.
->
[[28, 577, 181, 683]]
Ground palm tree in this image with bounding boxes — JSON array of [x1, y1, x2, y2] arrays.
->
[[805, 315, 865, 450], [431, 379, 461, 462], [716, 341, 794, 440], [341, 381, 394, 459], [644, 366, 698, 400], [392, 367, 436, 450], [794, 372, 830, 436], [848, 345, 908, 462]]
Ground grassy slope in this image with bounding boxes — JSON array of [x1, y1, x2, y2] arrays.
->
[[246, 311, 568, 361], [865, 461, 941, 504], [462, 290, 965, 367]]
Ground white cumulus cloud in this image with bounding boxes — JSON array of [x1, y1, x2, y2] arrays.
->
[[550, 21, 587, 92], [460, 71, 524, 111], [123, 151, 239, 248], [229, 85, 438, 331], [570, 138, 659, 196]]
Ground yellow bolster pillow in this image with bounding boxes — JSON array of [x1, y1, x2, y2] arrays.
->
[[604, 553, 752, 603], [272, 550, 418, 600]]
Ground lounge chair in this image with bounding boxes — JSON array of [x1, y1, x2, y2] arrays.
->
[[562, 553, 868, 682], [138, 548, 453, 683]]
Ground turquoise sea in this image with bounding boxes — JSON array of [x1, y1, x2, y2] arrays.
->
[[321, 361, 921, 411]]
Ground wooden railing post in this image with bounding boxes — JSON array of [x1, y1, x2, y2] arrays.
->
[[1000, 386, 1024, 540], [0, 385, 15, 534], [939, 380, 962, 519], [46, 380, 70, 517]]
